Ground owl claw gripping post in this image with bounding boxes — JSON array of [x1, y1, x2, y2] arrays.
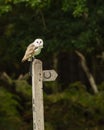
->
[[22, 38, 43, 62]]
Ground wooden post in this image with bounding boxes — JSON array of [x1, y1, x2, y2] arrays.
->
[[31, 59, 58, 130], [32, 59, 44, 130]]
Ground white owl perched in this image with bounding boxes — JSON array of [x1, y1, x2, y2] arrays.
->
[[22, 38, 43, 62]]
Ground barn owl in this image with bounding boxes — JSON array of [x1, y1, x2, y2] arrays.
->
[[22, 38, 43, 62]]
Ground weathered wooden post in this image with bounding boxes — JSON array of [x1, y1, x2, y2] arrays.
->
[[32, 59, 44, 130], [32, 59, 58, 130]]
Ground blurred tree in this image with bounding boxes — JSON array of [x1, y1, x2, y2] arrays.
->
[[0, 0, 104, 129], [0, 0, 104, 80], [0, 72, 32, 130]]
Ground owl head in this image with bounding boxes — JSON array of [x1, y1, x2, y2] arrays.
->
[[33, 38, 43, 48]]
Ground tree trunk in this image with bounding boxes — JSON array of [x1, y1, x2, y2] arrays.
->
[[75, 50, 98, 94]]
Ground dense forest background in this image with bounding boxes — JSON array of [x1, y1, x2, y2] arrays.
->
[[0, 0, 104, 130]]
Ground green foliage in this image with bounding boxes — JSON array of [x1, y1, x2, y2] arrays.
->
[[0, 0, 51, 15], [0, 73, 32, 130], [15, 80, 32, 99], [0, 0, 104, 74], [44, 81, 104, 130], [62, 0, 88, 17], [0, 0, 104, 129], [1, 73, 104, 129], [0, 87, 22, 130]]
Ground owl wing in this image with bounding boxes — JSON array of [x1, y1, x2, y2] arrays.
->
[[22, 43, 35, 62]]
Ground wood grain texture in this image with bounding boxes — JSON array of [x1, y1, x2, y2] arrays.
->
[[32, 59, 44, 130]]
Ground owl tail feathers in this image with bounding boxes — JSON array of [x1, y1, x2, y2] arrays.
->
[[21, 56, 27, 62], [21, 57, 34, 62], [21, 59, 25, 62]]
